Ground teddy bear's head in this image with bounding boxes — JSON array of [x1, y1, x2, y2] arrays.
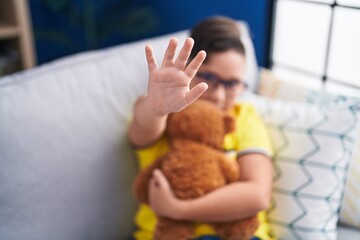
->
[[165, 99, 235, 149]]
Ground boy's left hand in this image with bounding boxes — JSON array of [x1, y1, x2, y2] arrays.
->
[[149, 169, 184, 219]]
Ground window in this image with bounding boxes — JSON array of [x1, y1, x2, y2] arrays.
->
[[269, 0, 360, 96]]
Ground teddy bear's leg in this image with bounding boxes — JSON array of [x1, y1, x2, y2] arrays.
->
[[155, 217, 194, 240], [211, 216, 259, 240]]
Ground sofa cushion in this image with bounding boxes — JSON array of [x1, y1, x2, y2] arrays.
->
[[0, 41, 144, 240], [258, 69, 360, 229], [241, 93, 360, 240]]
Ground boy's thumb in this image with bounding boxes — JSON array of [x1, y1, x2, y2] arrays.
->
[[152, 169, 169, 189]]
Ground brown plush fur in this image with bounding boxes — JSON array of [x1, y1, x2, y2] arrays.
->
[[133, 99, 259, 240]]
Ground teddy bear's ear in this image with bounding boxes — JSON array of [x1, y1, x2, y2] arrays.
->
[[224, 113, 236, 134]]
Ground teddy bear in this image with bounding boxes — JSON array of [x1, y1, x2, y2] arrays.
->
[[133, 99, 259, 240]]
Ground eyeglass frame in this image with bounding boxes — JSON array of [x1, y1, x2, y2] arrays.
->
[[196, 71, 248, 92]]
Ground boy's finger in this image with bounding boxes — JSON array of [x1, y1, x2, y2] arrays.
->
[[184, 50, 206, 79], [149, 176, 159, 189], [152, 169, 169, 189], [185, 82, 208, 105], [145, 45, 158, 72], [161, 38, 178, 68], [174, 38, 194, 70]]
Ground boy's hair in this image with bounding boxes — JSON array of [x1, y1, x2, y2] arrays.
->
[[189, 16, 246, 62]]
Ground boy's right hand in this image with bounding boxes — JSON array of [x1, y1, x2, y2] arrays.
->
[[144, 37, 208, 116]]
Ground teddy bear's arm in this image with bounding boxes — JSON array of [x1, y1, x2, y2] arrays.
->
[[218, 154, 240, 183], [133, 156, 164, 204]]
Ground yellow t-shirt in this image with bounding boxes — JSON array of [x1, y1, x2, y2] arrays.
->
[[133, 103, 275, 240]]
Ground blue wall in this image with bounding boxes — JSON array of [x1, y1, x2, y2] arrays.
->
[[29, 0, 272, 67], [149, 0, 273, 67]]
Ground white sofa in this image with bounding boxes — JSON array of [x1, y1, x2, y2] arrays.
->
[[0, 22, 359, 240]]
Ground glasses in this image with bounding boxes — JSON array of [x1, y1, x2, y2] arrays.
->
[[196, 72, 248, 94]]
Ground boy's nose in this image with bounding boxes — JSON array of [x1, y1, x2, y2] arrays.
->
[[209, 84, 226, 107]]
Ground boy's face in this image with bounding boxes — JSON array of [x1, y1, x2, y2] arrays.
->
[[191, 50, 247, 111]]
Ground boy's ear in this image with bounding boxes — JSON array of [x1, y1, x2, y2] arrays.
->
[[224, 114, 236, 134]]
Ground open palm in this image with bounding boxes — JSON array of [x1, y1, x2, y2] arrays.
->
[[145, 37, 207, 115]]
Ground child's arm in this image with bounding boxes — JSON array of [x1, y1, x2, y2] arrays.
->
[[128, 38, 207, 147], [149, 153, 273, 222]]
